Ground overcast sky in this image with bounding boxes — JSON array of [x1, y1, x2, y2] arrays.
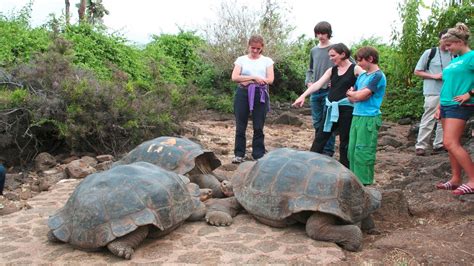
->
[[2, 0, 433, 45]]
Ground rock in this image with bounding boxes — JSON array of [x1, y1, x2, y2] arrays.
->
[[80, 156, 98, 167], [40, 168, 67, 188], [272, 112, 304, 126], [378, 136, 403, 148], [96, 154, 114, 162], [398, 117, 412, 125], [95, 161, 113, 171], [65, 159, 97, 179], [34, 152, 57, 171], [407, 124, 419, 141], [372, 189, 411, 221], [19, 184, 32, 200], [61, 155, 80, 164]]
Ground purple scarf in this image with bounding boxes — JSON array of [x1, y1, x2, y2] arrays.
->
[[247, 83, 270, 112]]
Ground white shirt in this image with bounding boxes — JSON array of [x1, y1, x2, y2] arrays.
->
[[234, 55, 274, 78]]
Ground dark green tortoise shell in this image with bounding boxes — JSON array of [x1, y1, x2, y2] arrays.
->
[[48, 162, 195, 250], [233, 148, 381, 224]]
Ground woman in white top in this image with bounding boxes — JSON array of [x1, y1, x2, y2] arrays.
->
[[231, 35, 274, 163]]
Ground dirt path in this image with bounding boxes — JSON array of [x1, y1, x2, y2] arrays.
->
[[1, 109, 473, 264]]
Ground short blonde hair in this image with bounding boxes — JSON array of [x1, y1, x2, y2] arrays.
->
[[442, 23, 470, 44]]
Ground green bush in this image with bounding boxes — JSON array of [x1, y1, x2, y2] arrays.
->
[[0, 4, 50, 67]]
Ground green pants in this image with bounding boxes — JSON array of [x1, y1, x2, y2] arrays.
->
[[348, 115, 382, 185]]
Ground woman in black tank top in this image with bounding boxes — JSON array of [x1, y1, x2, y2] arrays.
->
[[293, 43, 364, 168]]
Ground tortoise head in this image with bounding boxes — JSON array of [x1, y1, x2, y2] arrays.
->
[[365, 187, 382, 214], [221, 180, 234, 197]]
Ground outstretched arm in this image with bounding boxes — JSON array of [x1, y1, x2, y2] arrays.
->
[[292, 67, 331, 108]]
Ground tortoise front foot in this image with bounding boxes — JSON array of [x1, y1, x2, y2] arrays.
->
[[107, 226, 149, 259], [205, 211, 233, 226], [107, 242, 134, 259]]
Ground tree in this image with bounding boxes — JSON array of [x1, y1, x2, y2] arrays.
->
[[65, 0, 70, 25], [78, 0, 86, 22]]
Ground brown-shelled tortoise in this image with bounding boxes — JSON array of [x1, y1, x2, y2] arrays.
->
[[205, 148, 382, 251], [113, 136, 226, 198], [47, 162, 209, 259]]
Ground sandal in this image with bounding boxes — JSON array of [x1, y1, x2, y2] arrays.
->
[[435, 181, 460, 190], [232, 156, 245, 164], [452, 184, 474, 196]]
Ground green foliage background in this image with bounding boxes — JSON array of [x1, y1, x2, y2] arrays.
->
[[0, 0, 472, 164]]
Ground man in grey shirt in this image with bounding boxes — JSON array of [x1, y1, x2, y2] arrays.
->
[[305, 21, 335, 156], [414, 29, 452, 156]]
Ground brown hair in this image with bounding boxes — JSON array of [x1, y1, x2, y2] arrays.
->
[[248, 35, 265, 54], [314, 21, 332, 38], [441, 23, 470, 44], [355, 46, 379, 64]]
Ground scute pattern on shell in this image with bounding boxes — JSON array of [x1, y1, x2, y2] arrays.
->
[[233, 148, 381, 223], [113, 137, 221, 175], [48, 162, 195, 249]]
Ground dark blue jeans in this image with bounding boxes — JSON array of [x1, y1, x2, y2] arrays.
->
[[234, 87, 268, 159], [310, 89, 335, 156], [0, 164, 5, 195]]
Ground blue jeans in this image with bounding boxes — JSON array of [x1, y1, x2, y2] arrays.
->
[[0, 164, 5, 195], [440, 104, 474, 121], [234, 87, 268, 159], [310, 89, 335, 156]]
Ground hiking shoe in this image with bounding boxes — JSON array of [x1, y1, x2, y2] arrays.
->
[[232, 156, 245, 164], [433, 146, 447, 154], [415, 148, 426, 156]]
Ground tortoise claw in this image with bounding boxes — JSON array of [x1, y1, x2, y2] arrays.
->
[[205, 211, 233, 226]]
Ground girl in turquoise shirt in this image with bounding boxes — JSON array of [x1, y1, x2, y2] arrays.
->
[[435, 23, 474, 196]]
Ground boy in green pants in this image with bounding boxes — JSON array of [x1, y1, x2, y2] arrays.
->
[[346, 47, 387, 185]]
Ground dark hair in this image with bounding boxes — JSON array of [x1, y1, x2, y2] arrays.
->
[[329, 43, 351, 59], [355, 46, 379, 64], [314, 21, 332, 38], [438, 29, 448, 39]]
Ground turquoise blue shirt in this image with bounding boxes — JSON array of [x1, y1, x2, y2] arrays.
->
[[440, 50, 474, 106], [353, 70, 387, 116]]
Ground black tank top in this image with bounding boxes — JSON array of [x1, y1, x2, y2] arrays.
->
[[328, 63, 357, 102]]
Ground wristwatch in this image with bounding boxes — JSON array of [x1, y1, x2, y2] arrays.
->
[[469, 90, 474, 97]]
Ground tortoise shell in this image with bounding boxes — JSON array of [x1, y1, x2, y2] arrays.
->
[[233, 148, 381, 224], [48, 162, 195, 249], [113, 137, 221, 175]]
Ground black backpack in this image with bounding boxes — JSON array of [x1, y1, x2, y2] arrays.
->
[[425, 47, 437, 70]]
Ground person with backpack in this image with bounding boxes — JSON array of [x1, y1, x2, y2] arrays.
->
[[414, 29, 452, 156]]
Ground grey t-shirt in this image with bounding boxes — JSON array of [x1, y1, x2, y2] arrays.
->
[[414, 47, 452, 95], [305, 46, 334, 89]]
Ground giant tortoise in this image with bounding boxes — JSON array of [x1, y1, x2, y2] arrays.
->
[[205, 148, 382, 251], [47, 162, 207, 259], [113, 136, 226, 198]]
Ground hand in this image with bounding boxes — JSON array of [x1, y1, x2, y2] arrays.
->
[[292, 96, 305, 108], [254, 77, 267, 85], [433, 73, 442, 80], [434, 107, 441, 120], [454, 93, 470, 104], [239, 81, 253, 87]]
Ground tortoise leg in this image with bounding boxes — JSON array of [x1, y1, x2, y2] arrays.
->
[[47, 230, 62, 243], [148, 223, 182, 238], [252, 215, 296, 228], [189, 174, 224, 198], [188, 201, 207, 221], [305, 212, 362, 252], [107, 225, 149, 260], [361, 215, 380, 235], [205, 197, 241, 226]]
